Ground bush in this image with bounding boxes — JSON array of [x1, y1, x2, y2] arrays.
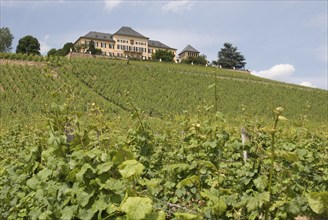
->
[[181, 54, 208, 66]]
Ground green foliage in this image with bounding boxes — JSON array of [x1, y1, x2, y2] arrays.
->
[[0, 56, 327, 131], [153, 49, 175, 62], [16, 35, 41, 55], [47, 42, 74, 57], [86, 40, 102, 55], [307, 192, 328, 215], [121, 197, 153, 220], [181, 54, 208, 66], [217, 42, 246, 69], [0, 100, 327, 219], [88, 40, 96, 54], [119, 160, 144, 179], [0, 55, 327, 219], [0, 27, 14, 52], [47, 48, 58, 56]]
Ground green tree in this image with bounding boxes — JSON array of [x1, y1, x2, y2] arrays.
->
[[94, 48, 102, 55], [217, 43, 246, 69], [47, 48, 57, 56], [87, 40, 97, 55], [47, 42, 75, 57], [181, 54, 208, 66], [63, 42, 74, 53], [75, 43, 88, 53], [153, 49, 175, 62], [16, 35, 40, 55], [0, 27, 14, 52]]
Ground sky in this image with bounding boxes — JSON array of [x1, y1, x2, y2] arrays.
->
[[1, 0, 327, 90]]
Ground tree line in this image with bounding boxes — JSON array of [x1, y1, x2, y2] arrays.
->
[[0, 27, 246, 69]]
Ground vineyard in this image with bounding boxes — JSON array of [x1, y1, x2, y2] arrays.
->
[[0, 53, 327, 219]]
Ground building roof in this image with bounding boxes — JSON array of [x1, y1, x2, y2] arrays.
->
[[114, 26, 149, 39], [179, 44, 200, 55], [148, 40, 176, 50], [82, 31, 114, 42]]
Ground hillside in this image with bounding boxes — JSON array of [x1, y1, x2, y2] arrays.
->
[[1, 54, 328, 219], [0, 55, 327, 129]]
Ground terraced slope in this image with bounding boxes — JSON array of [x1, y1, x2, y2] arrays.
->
[[69, 58, 327, 124], [0, 56, 327, 128]]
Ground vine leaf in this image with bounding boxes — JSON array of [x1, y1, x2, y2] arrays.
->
[[253, 175, 268, 192], [61, 205, 78, 220], [121, 197, 152, 220], [76, 163, 94, 183], [118, 160, 144, 178], [177, 175, 200, 188], [307, 192, 328, 214]]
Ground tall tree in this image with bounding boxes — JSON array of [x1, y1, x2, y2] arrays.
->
[[217, 43, 246, 69], [87, 40, 97, 55], [47, 48, 58, 56], [0, 27, 14, 52], [153, 49, 175, 62], [16, 35, 40, 55]]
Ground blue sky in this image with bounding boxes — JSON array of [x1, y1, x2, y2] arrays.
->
[[1, 0, 327, 89]]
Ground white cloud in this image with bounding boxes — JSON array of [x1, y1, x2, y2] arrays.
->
[[40, 35, 52, 55], [161, 0, 194, 14], [251, 64, 295, 80], [299, 81, 316, 88], [104, 0, 122, 11]]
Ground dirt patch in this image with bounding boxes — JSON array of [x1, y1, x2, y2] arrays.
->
[[0, 59, 46, 67], [295, 216, 310, 220]]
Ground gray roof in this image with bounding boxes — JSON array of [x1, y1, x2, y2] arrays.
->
[[114, 26, 149, 39], [148, 40, 176, 50], [83, 31, 114, 41], [179, 44, 200, 55]]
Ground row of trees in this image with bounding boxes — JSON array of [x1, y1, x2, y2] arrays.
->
[[48, 41, 102, 56], [150, 44, 246, 69], [0, 27, 246, 69], [1, 27, 41, 55], [150, 42, 246, 68]]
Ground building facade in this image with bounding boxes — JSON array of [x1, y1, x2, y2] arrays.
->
[[74, 26, 177, 61]]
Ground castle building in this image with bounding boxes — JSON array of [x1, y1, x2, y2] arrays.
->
[[74, 26, 177, 61], [178, 45, 200, 60]]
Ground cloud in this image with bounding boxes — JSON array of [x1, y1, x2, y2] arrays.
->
[[251, 64, 295, 80], [104, 0, 122, 11], [161, 0, 194, 14], [299, 81, 316, 88], [40, 35, 52, 55]]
